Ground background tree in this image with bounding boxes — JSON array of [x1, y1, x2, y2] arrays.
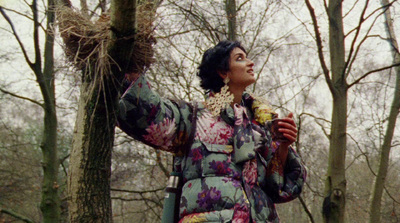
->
[[305, 0, 400, 222], [0, 107, 43, 223], [0, 0, 61, 222], [225, 0, 237, 41], [369, 1, 400, 222]]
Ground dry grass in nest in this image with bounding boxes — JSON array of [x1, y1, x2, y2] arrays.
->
[[130, 2, 157, 73], [56, 4, 156, 77], [56, 6, 110, 73]]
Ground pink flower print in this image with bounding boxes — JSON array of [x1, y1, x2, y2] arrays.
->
[[143, 118, 176, 150], [234, 105, 251, 126], [234, 105, 245, 126], [235, 116, 243, 126], [243, 159, 257, 185], [196, 112, 233, 144], [232, 204, 250, 223]]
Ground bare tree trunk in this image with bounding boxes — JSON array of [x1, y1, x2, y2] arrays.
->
[[369, 1, 400, 222], [322, 1, 347, 222], [67, 0, 137, 222], [305, 0, 347, 221], [0, 0, 61, 221], [39, 1, 60, 221], [305, 0, 400, 222], [0, 0, 60, 221], [68, 73, 117, 222], [225, 0, 236, 41]]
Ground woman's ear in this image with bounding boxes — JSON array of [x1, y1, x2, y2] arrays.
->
[[218, 71, 227, 80]]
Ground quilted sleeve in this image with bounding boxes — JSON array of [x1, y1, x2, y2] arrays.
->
[[117, 75, 194, 154], [261, 146, 307, 203]]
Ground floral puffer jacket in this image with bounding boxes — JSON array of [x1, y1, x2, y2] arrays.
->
[[118, 75, 306, 223]]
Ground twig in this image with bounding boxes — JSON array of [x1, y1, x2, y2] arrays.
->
[[298, 195, 316, 223], [343, 0, 370, 76], [0, 7, 34, 70], [111, 187, 164, 194], [0, 87, 44, 108], [304, 0, 334, 95], [384, 186, 400, 204], [0, 208, 34, 223], [348, 62, 400, 88]]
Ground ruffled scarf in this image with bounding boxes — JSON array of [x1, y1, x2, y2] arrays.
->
[[206, 92, 276, 164]]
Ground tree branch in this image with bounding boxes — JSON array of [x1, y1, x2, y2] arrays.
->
[[236, 0, 250, 12], [299, 112, 331, 123], [384, 186, 400, 204], [0, 5, 47, 32], [345, 1, 395, 38], [0, 7, 34, 69], [60, 154, 70, 177], [348, 62, 400, 88], [298, 195, 316, 223], [347, 133, 376, 176], [0, 6, 33, 21], [169, 0, 220, 43], [111, 196, 163, 209], [0, 87, 44, 108], [0, 208, 34, 223], [343, 0, 369, 75], [345, 6, 387, 78], [155, 149, 170, 177], [345, 34, 381, 79], [32, 0, 42, 73], [304, 0, 334, 94], [111, 187, 164, 194]]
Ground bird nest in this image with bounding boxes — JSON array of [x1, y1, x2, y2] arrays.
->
[[56, 4, 156, 76]]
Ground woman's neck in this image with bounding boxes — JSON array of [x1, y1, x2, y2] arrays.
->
[[229, 88, 244, 106]]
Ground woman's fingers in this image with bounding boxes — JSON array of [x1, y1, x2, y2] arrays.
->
[[277, 113, 297, 143]]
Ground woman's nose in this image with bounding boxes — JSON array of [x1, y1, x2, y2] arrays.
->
[[247, 59, 254, 67]]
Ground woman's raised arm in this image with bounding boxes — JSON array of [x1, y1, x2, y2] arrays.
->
[[118, 74, 194, 154]]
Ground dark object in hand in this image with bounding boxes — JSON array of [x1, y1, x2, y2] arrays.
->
[[266, 118, 289, 142]]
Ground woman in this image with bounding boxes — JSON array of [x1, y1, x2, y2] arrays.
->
[[118, 40, 306, 222]]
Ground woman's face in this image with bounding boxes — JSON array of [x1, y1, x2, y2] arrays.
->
[[225, 47, 255, 91]]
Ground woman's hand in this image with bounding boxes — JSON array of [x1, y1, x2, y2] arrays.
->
[[125, 72, 140, 82], [277, 113, 298, 146], [274, 113, 297, 167]]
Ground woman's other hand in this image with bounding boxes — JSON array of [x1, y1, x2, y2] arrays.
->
[[277, 113, 298, 146], [274, 113, 297, 166], [125, 72, 140, 82]]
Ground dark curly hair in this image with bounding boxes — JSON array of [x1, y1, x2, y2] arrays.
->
[[197, 40, 246, 93]]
